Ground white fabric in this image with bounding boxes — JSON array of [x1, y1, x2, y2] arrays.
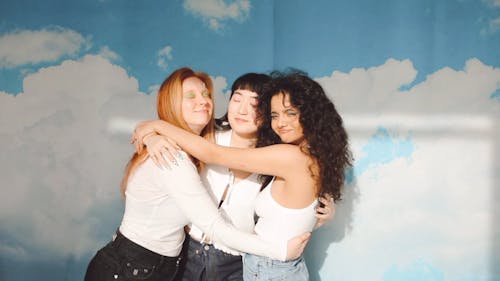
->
[[119, 152, 286, 260], [254, 178, 318, 243], [189, 130, 262, 255]]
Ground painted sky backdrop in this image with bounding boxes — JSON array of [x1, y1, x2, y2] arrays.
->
[[1, 0, 499, 280]]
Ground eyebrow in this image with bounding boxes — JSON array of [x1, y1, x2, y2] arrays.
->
[[234, 91, 258, 98]]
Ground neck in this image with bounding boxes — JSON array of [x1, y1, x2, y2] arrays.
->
[[189, 124, 204, 136], [230, 130, 257, 148], [229, 130, 256, 183]]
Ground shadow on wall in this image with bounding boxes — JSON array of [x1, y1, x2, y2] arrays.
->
[[305, 176, 360, 281]]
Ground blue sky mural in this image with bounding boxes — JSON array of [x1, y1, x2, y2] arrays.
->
[[1, 0, 499, 280]]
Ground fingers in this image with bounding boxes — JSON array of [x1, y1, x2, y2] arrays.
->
[[151, 152, 162, 168], [315, 212, 328, 220], [158, 147, 171, 168], [144, 135, 178, 169], [165, 137, 181, 152], [162, 139, 181, 159], [316, 195, 335, 219], [315, 201, 328, 216], [322, 193, 333, 201], [318, 196, 330, 206]]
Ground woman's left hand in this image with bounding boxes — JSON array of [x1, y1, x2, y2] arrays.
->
[[144, 135, 181, 168], [314, 194, 335, 229]]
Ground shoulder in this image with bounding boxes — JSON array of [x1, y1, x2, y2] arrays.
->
[[155, 152, 201, 181]]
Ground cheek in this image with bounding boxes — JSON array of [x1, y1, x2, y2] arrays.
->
[[271, 119, 278, 131], [206, 98, 214, 111], [182, 99, 194, 110], [247, 107, 257, 122], [294, 121, 304, 135], [227, 101, 239, 116], [181, 100, 195, 119]]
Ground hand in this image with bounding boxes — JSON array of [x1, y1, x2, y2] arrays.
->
[[130, 120, 160, 153], [144, 135, 181, 168], [314, 194, 335, 229], [286, 232, 311, 260]]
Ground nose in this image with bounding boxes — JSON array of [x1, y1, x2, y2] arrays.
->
[[237, 102, 248, 115], [277, 116, 286, 128], [196, 94, 208, 106]]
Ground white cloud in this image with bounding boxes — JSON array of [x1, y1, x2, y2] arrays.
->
[[0, 54, 156, 259], [316, 58, 499, 116], [98, 46, 120, 61], [211, 75, 230, 118], [481, 16, 500, 35], [489, 17, 500, 32], [306, 58, 500, 280], [157, 45, 173, 70], [0, 27, 90, 68], [483, 0, 500, 7], [183, 0, 251, 31], [0, 59, 232, 260]]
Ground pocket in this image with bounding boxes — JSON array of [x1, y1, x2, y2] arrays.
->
[[122, 257, 156, 280], [269, 260, 309, 281], [242, 255, 259, 278], [121, 257, 156, 280]]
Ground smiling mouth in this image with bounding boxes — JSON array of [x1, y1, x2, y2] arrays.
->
[[278, 130, 291, 135]]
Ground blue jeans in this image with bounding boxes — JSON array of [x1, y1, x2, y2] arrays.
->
[[85, 231, 182, 281], [178, 236, 243, 281], [242, 254, 309, 281]]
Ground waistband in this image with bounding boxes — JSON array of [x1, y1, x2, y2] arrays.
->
[[189, 233, 212, 245], [186, 236, 241, 258], [245, 254, 304, 267], [112, 230, 180, 266]]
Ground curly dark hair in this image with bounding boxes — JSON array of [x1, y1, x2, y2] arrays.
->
[[256, 70, 352, 202]]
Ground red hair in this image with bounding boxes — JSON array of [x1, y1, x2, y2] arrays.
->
[[120, 67, 215, 196]]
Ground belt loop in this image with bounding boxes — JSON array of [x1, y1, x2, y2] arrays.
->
[[112, 229, 123, 248]]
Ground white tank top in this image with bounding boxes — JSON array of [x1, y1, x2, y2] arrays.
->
[[253, 178, 318, 243]]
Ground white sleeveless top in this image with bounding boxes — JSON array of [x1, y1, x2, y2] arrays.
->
[[189, 130, 262, 255], [253, 178, 318, 243]]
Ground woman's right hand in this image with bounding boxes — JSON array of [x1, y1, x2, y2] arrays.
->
[[143, 135, 181, 168], [286, 232, 311, 260], [131, 120, 158, 153]]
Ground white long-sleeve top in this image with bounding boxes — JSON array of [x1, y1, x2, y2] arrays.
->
[[189, 130, 262, 255], [118, 152, 286, 260]]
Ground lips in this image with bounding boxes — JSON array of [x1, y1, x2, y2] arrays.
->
[[277, 129, 291, 135], [234, 117, 248, 123], [194, 109, 210, 113]]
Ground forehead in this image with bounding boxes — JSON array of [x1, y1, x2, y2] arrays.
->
[[182, 77, 206, 91], [270, 93, 292, 109], [233, 89, 258, 98]]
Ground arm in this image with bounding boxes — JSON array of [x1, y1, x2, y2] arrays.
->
[[155, 152, 307, 261], [137, 120, 308, 179]]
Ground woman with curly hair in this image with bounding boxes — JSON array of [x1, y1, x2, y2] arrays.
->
[[132, 70, 352, 280]]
